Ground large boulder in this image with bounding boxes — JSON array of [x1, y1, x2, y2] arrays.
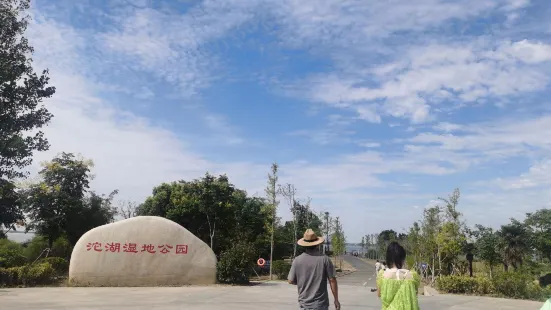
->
[[69, 216, 217, 286]]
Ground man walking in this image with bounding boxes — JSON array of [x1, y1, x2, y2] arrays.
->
[[288, 229, 341, 310]]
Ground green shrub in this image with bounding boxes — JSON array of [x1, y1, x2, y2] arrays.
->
[[436, 275, 494, 295], [24, 236, 72, 262], [217, 241, 257, 284], [525, 281, 551, 302], [491, 271, 534, 299], [272, 260, 291, 279], [0, 266, 20, 286], [0, 239, 27, 268], [0, 262, 55, 287], [40, 257, 69, 275], [19, 262, 55, 286], [51, 236, 72, 258]]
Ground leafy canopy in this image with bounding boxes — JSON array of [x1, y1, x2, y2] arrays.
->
[[22, 153, 117, 247], [1, 0, 55, 180]]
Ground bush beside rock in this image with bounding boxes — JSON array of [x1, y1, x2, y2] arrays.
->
[[0, 262, 56, 287], [40, 257, 69, 275], [216, 241, 257, 284]]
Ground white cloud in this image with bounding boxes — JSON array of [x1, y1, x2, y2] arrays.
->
[[300, 40, 551, 123], [433, 122, 463, 132], [497, 159, 551, 189], [20, 0, 551, 241], [502, 40, 551, 63], [99, 0, 260, 96], [358, 142, 380, 148], [203, 115, 244, 145], [264, 0, 549, 124]]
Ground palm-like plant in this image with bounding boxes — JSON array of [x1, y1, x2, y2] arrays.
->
[[497, 219, 530, 271]]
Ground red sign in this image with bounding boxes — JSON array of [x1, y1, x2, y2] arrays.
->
[[86, 242, 189, 255]]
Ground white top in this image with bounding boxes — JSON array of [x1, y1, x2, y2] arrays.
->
[[382, 267, 414, 280]]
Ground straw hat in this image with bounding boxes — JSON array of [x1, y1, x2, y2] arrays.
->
[[297, 229, 325, 247]]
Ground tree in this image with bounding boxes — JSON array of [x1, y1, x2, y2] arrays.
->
[[438, 188, 461, 223], [473, 225, 500, 278], [22, 153, 91, 248], [0, 0, 56, 237], [360, 236, 365, 255], [64, 190, 118, 246], [170, 173, 237, 250], [0, 179, 22, 238], [406, 222, 422, 270], [198, 174, 236, 249], [320, 211, 333, 253], [138, 174, 271, 257], [293, 200, 322, 237], [118, 200, 138, 219], [280, 183, 298, 257], [22, 153, 116, 247], [498, 219, 530, 271], [436, 221, 465, 275], [377, 229, 397, 254], [420, 206, 442, 282], [524, 209, 551, 261], [331, 217, 346, 269], [265, 163, 279, 280]]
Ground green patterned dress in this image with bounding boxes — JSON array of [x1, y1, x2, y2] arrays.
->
[[376, 269, 421, 310]]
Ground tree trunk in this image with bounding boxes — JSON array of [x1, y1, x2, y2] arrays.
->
[[206, 214, 215, 249], [431, 256, 436, 284], [269, 208, 275, 280], [437, 246, 442, 276]]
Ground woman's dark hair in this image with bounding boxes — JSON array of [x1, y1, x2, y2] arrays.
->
[[386, 241, 406, 269]]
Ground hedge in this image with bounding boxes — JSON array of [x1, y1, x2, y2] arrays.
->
[[272, 260, 291, 279], [39, 257, 69, 275], [217, 241, 257, 284], [0, 262, 56, 287], [436, 275, 494, 295], [436, 272, 551, 301]]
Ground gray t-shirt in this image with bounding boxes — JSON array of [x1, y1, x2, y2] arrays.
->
[[288, 252, 336, 309]]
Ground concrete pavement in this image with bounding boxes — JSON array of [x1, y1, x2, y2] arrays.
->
[[337, 255, 377, 287], [0, 281, 544, 309], [0, 255, 545, 309]]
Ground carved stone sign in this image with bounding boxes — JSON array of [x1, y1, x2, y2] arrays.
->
[[69, 216, 217, 286]]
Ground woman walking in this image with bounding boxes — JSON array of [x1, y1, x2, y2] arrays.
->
[[376, 242, 420, 310]]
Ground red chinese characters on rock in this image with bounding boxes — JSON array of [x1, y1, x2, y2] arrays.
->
[[158, 244, 173, 254], [85, 242, 189, 255], [141, 244, 156, 254], [176, 245, 188, 254], [123, 243, 138, 253], [105, 242, 121, 252], [86, 242, 103, 252]]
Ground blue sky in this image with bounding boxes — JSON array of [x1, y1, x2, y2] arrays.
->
[[22, 0, 551, 242]]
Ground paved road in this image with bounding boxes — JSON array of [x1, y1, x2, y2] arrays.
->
[[338, 255, 377, 287], [0, 282, 544, 309], [0, 255, 544, 310]]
